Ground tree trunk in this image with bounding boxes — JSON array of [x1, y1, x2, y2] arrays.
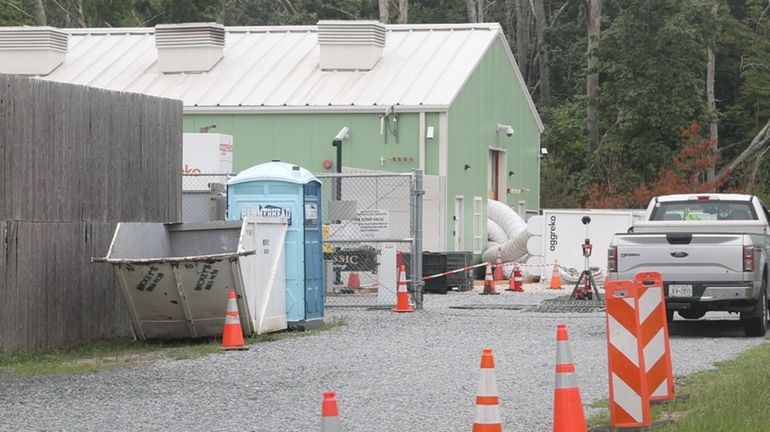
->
[[33, 0, 46, 26], [533, 0, 550, 106], [466, 0, 478, 23], [514, 0, 532, 83], [477, 0, 485, 22], [585, 0, 602, 154], [398, 0, 408, 24], [216, 0, 226, 24], [379, 0, 389, 23], [706, 46, 718, 183], [715, 118, 770, 183], [706, 2, 719, 183]]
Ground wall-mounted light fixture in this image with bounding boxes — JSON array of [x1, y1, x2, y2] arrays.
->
[[496, 123, 514, 137], [199, 124, 217, 133], [464, 164, 471, 171], [540, 147, 549, 157], [426, 126, 435, 139]]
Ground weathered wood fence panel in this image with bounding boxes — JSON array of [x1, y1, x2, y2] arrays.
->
[[0, 74, 182, 353]]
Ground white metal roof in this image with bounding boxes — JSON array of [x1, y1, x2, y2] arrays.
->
[[36, 23, 543, 131]]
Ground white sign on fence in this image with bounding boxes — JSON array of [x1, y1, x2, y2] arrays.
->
[[357, 209, 389, 239]]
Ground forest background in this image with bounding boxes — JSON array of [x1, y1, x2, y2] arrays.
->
[[2, 0, 769, 209]]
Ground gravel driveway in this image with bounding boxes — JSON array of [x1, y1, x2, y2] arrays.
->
[[0, 283, 766, 432]]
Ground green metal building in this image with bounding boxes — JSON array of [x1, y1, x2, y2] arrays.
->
[[11, 21, 543, 254]]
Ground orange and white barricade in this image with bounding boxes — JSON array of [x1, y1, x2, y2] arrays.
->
[[634, 272, 675, 402], [604, 280, 651, 429]]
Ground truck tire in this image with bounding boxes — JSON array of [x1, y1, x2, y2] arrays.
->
[[741, 281, 768, 337]]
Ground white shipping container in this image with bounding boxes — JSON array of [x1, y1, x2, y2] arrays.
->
[[182, 133, 234, 191], [528, 209, 644, 278]]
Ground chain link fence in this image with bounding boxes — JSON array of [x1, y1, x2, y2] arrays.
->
[[319, 171, 423, 308], [182, 174, 233, 222], [182, 171, 425, 309]]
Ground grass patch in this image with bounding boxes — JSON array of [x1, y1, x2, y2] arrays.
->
[[588, 341, 770, 431], [0, 317, 347, 377]]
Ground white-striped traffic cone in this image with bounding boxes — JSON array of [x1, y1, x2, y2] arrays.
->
[[321, 391, 342, 432], [392, 265, 414, 313], [553, 324, 586, 432], [221, 289, 247, 351], [472, 348, 502, 432], [480, 264, 499, 295]]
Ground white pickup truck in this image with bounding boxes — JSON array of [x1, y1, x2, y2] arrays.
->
[[607, 193, 770, 337]]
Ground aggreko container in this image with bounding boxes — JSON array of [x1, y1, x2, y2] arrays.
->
[[227, 162, 324, 329], [95, 217, 288, 339]]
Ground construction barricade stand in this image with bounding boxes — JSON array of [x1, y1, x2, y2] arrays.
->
[[604, 280, 652, 429], [634, 272, 675, 402]]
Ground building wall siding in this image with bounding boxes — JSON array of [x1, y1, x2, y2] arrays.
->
[[184, 113, 421, 174], [447, 38, 542, 254]]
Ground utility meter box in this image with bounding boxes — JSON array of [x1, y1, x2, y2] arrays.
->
[[227, 162, 324, 329]]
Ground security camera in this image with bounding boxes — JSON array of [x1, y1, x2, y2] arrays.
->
[[497, 123, 514, 137], [334, 126, 349, 141]]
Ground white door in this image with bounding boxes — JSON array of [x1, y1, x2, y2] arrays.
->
[[454, 197, 464, 251]]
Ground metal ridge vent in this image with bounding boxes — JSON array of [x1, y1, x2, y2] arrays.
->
[[0, 26, 68, 75], [154, 22, 225, 73], [317, 20, 386, 71]]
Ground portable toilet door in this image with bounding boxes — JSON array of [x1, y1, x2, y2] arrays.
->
[[227, 162, 324, 329], [303, 180, 323, 322]]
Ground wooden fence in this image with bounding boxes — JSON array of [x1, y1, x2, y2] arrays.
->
[[0, 75, 183, 352]]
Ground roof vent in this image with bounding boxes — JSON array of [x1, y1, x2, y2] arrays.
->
[[317, 20, 386, 71], [155, 22, 225, 73], [0, 26, 68, 75]]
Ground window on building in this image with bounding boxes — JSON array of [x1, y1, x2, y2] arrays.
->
[[473, 197, 483, 254]]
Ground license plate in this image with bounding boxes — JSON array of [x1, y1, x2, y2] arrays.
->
[[669, 284, 693, 297]]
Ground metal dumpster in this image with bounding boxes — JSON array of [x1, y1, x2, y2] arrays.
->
[[94, 217, 288, 340]]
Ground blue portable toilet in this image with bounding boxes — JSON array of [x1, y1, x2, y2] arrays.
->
[[227, 162, 324, 329]]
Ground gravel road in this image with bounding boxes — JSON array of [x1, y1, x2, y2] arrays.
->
[[0, 283, 766, 432]]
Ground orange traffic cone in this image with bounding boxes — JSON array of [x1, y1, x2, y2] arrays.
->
[[321, 391, 342, 432], [472, 348, 502, 432], [506, 266, 524, 292], [392, 265, 415, 313], [481, 264, 499, 295], [553, 324, 587, 432], [222, 289, 248, 351], [346, 272, 361, 290], [549, 260, 562, 290], [493, 247, 505, 281]]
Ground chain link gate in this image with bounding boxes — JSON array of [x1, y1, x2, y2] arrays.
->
[[182, 174, 233, 222], [319, 171, 424, 309]]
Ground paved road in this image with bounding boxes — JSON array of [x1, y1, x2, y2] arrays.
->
[[0, 285, 765, 431]]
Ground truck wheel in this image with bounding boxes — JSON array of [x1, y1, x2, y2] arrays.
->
[[741, 283, 768, 337]]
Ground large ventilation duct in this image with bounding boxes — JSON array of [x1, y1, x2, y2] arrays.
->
[[487, 219, 507, 249], [483, 199, 531, 269]]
